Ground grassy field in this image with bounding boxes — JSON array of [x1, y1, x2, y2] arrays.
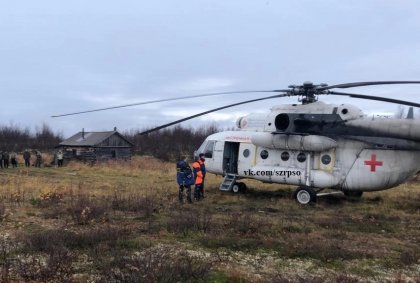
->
[[0, 156, 419, 282]]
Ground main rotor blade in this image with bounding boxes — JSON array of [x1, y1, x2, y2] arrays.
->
[[139, 93, 291, 135], [328, 91, 420, 108], [51, 90, 286, 118], [320, 81, 420, 91]]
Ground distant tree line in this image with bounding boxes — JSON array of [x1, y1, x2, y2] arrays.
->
[[0, 123, 63, 152], [0, 122, 225, 161], [124, 124, 222, 161]]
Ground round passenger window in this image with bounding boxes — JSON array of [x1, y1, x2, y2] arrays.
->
[[297, 152, 306, 163], [243, 149, 250, 158], [281, 151, 290, 161], [321, 154, 331, 165], [260, 150, 269, 159]]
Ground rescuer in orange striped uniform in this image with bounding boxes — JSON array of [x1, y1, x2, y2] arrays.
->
[[198, 153, 206, 198], [192, 156, 204, 201]]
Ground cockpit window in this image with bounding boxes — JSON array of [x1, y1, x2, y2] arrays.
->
[[196, 140, 215, 159], [197, 140, 207, 154], [204, 140, 215, 158]]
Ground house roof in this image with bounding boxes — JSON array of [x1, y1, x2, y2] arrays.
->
[[59, 131, 134, 147]]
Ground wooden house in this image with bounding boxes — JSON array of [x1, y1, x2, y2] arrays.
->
[[57, 129, 134, 163]]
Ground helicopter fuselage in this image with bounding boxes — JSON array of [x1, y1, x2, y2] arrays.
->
[[197, 102, 420, 193]]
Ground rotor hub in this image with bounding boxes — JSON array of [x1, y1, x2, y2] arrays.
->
[[288, 82, 329, 104]]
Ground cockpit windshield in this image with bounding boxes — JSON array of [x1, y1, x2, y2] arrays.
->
[[195, 139, 215, 159], [197, 140, 207, 154], [194, 139, 207, 160]]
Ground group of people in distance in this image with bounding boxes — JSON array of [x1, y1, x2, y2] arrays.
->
[[23, 149, 43, 167], [0, 149, 65, 168], [176, 153, 206, 203], [0, 151, 18, 168]]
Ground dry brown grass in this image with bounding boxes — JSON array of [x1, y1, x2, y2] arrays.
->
[[0, 156, 419, 282]]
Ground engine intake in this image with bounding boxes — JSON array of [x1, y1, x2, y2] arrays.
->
[[275, 113, 290, 131]]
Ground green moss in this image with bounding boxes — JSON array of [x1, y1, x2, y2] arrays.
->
[[117, 237, 153, 251], [207, 270, 250, 283]]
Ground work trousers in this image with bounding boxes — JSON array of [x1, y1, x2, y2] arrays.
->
[[194, 184, 203, 201], [179, 185, 192, 204]]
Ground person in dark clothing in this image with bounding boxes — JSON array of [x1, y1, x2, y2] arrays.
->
[[2, 151, 9, 168], [10, 152, 18, 168], [23, 150, 31, 167], [176, 156, 194, 203], [35, 151, 42, 168]]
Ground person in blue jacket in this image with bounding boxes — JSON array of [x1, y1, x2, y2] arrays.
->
[[176, 155, 194, 203]]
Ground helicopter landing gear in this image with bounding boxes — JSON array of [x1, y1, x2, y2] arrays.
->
[[293, 186, 317, 204], [232, 182, 247, 193]]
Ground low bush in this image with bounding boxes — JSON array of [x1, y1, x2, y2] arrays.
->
[[68, 193, 109, 225], [21, 226, 130, 252], [0, 201, 5, 221], [226, 212, 268, 235], [30, 190, 64, 207], [15, 247, 74, 283], [281, 237, 367, 262], [110, 193, 160, 217], [199, 234, 281, 251], [0, 234, 17, 283], [167, 208, 213, 236], [98, 245, 212, 282], [399, 249, 420, 266]]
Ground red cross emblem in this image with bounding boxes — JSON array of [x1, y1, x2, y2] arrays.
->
[[364, 154, 383, 172]]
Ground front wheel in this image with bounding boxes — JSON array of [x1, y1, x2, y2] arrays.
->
[[232, 183, 241, 194], [231, 183, 240, 193], [231, 182, 246, 193], [293, 187, 317, 204]]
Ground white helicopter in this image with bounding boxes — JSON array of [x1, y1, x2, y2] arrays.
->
[[53, 81, 420, 204]]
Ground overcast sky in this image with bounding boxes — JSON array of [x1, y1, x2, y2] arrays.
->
[[1, 0, 419, 137]]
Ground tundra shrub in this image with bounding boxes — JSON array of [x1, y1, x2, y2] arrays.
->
[[99, 245, 211, 283], [68, 194, 109, 225], [15, 247, 74, 283], [167, 208, 213, 236]]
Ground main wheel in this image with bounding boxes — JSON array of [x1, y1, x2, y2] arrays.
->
[[293, 187, 317, 204], [232, 183, 241, 193]]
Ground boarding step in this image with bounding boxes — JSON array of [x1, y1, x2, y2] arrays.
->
[[219, 173, 237, 192]]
